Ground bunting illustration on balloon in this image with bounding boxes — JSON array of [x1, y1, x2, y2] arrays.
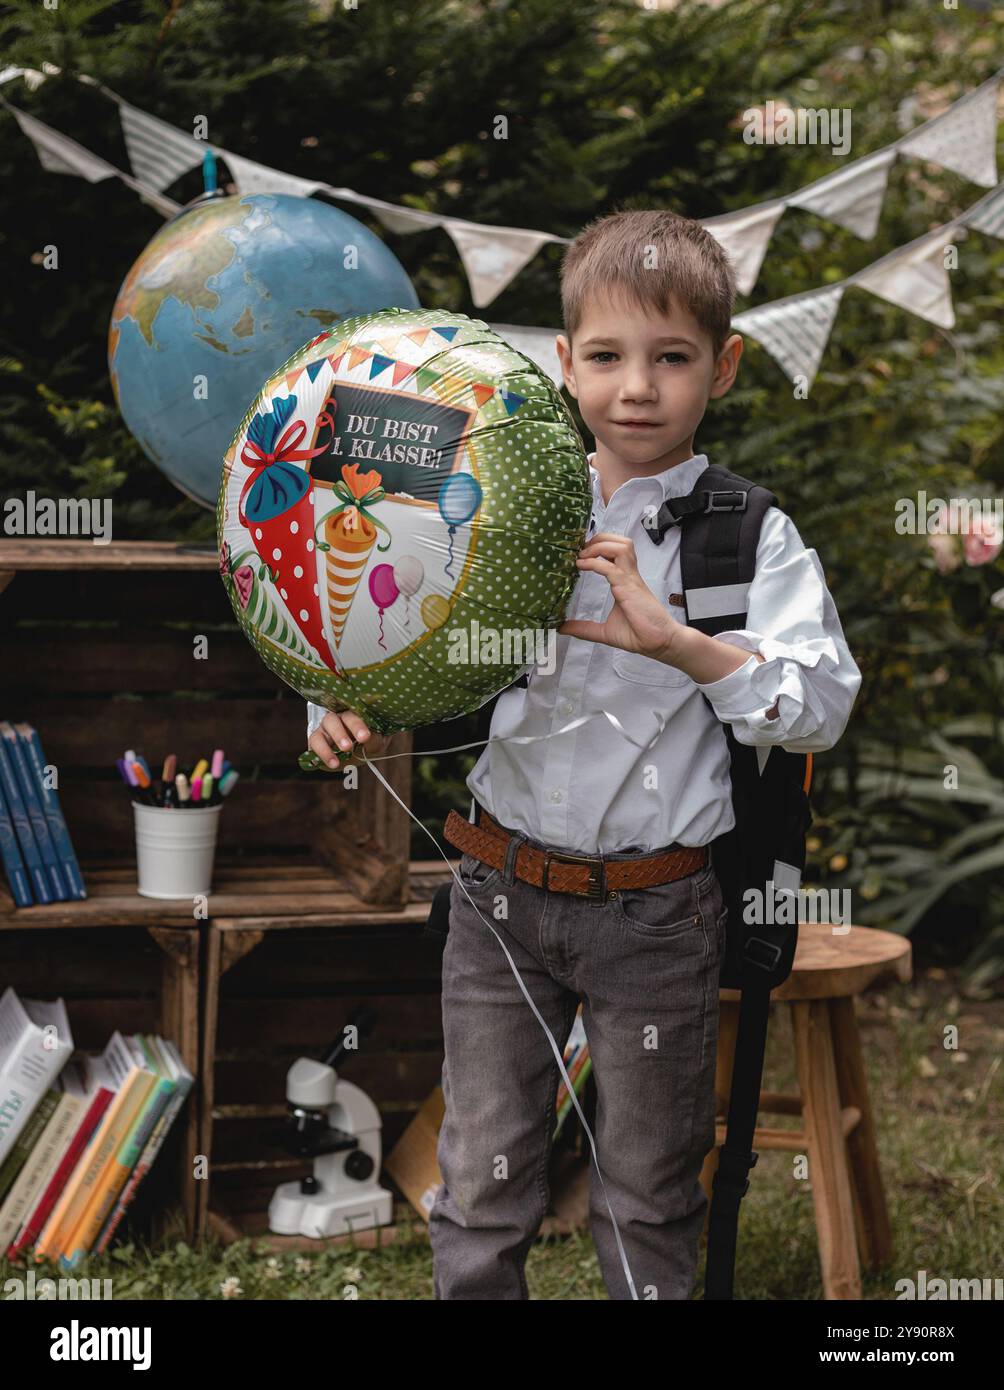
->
[[316, 461, 392, 647]]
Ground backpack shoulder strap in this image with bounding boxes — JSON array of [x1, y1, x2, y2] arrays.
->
[[674, 463, 778, 635]]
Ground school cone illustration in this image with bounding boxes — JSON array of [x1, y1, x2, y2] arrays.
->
[[320, 462, 392, 647]]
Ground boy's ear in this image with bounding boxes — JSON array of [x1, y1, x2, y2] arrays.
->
[[555, 333, 578, 398], [709, 332, 743, 400]]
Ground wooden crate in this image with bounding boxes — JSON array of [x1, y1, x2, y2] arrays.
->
[[198, 860, 450, 1237], [0, 919, 200, 1242], [0, 540, 415, 1244], [0, 542, 413, 911]]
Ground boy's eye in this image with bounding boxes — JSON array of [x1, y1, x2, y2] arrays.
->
[[587, 351, 689, 365]]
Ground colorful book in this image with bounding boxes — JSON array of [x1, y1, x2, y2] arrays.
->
[[33, 1032, 156, 1262], [8, 1056, 113, 1260], [0, 1086, 60, 1204], [0, 1067, 84, 1256], [553, 1009, 593, 1139], [0, 776, 32, 908], [0, 722, 66, 900], [15, 723, 86, 899], [60, 1035, 177, 1268], [93, 1037, 194, 1255], [0, 735, 51, 904], [0, 990, 73, 1165]]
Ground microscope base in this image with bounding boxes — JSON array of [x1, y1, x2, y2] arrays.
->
[[268, 1180, 394, 1238]]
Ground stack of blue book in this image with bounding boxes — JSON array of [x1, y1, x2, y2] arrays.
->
[[0, 722, 87, 908]]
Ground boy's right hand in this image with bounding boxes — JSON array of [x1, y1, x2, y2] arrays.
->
[[307, 709, 388, 769]]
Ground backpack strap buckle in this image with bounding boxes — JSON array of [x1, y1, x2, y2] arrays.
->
[[744, 936, 783, 972], [704, 489, 748, 514]]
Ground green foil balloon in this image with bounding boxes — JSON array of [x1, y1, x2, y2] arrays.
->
[[217, 308, 591, 754]]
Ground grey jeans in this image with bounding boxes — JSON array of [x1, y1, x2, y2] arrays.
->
[[428, 834, 727, 1300]]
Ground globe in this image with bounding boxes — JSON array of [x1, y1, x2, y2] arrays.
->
[[108, 192, 420, 509]]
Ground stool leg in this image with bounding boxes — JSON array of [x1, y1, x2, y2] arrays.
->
[[791, 1000, 861, 1300], [830, 995, 893, 1270], [700, 998, 740, 1225]]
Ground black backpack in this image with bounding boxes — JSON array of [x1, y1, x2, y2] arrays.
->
[[426, 460, 814, 1300], [648, 460, 813, 1299]]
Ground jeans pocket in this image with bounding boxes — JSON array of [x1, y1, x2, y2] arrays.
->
[[612, 876, 702, 940], [457, 850, 501, 890]]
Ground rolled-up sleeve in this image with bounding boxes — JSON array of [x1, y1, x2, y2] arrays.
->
[[693, 508, 861, 752]]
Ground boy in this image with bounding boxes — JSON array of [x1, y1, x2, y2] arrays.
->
[[307, 209, 862, 1300]]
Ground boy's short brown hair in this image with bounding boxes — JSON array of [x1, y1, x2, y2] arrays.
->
[[559, 208, 737, 360]]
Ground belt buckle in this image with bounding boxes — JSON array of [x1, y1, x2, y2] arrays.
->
[[542, 849, 607, 901]]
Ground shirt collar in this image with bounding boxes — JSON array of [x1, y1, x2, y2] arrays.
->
[[587, 451, 710, 506]]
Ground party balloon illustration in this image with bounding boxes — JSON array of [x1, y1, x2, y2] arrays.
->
[[218, 307, 592, 737], [393, 555, 425, 629], [438, 472, 483, 578], [368, 563, 401, 650]]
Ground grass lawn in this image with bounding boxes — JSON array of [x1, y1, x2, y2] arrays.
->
[[3, 963, 999, 1301]]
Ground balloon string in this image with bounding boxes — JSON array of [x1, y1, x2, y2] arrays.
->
[[444, 525, 456, 578], [346, 704, 671, 763], [354, 740, 644, 1302], [377, 608, 387, 650]]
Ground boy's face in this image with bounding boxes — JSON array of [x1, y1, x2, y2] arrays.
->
[[556, 286, 742, 473]]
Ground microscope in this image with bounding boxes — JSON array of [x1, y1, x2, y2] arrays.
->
[[268, 1005, 395, 1238]]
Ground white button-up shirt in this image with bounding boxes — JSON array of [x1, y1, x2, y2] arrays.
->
[[308, 451, 862, 855], [467, 451, 861, 853]]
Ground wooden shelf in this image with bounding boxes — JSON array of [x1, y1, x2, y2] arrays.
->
[[0, 540, 218, 572], [0, 858, 454, 930]]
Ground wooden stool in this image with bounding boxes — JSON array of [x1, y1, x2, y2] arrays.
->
[[701, 923, 912, 1299]]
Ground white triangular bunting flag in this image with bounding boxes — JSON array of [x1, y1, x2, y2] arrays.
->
[[787, 148, 898, 238], [964, 180, 1004, 240], [5, 101, 180, 216], [325, 186, 442, 235], [444, 220, 552, 307], [489, 323, 564, 389], [701, 200, 786, 295], [733, 284, 844, 388], [116, 174, 181, 219], [853, 226, 958, 329], [899, 75, 1000, 189], [119, 101, 204, 191], [223, 151, 324, 197], [8, 104, 118, 182]]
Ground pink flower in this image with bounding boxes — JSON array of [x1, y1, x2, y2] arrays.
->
[[961, 513, 1003, 567], [927, 527, 960, 573], [234, 565, 254, 609], [926, 501, 1003, 571]]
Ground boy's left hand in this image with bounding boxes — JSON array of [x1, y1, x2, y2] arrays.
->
[[558, 532, 681, 664]]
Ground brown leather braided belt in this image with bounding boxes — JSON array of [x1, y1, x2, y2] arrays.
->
[[442, 805, 709, 902]]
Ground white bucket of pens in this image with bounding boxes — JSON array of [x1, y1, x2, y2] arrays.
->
[[133, 800, 222, 898], [119, 748, 238, 900]]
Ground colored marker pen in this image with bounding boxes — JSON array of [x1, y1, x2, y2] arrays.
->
[[219, 768, 240, 798], [201, 773, 215, 805], [175, 773, 191, 808]]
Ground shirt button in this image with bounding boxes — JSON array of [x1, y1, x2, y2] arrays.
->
[[549, 789, 564, 803], [559, 700, 575, 716]]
